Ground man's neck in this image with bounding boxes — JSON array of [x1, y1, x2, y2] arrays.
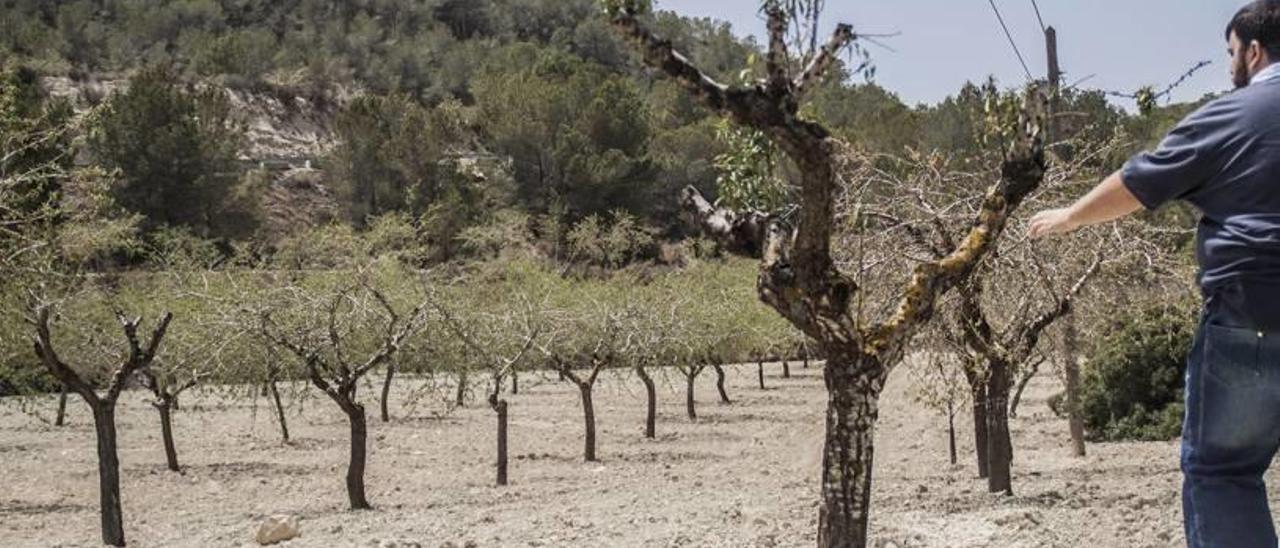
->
[[1252, 62, 1280, 85]]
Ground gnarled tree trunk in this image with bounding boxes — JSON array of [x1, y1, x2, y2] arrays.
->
[[1063, 312, 1086, 457], [380, 362, 395, 422], [637, 365, 656, 438], [985, 358, 1013, 495], [155, 399, 180, 472], [55, 385, 68, 426], [269, 380, 290, 443], [817, 352, 883, 548], [579, 383, 598, 462], [91, 404, 126, 547], [342, 399, 371, 510], [495, 398, 509, 485], [713, 363, 731, 404], [973, 384, 990, 479]]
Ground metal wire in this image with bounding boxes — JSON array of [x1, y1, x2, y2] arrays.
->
[[987, 0, 1036, 82]]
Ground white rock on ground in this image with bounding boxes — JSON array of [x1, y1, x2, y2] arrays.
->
[[255, 514, 301, 545]]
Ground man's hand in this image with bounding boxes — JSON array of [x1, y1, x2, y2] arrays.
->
[[1028, 207, 1081, 240], [1026, 170, 1145, 240]]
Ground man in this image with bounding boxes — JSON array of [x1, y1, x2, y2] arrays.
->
[[1028, 2, 1280, 546]]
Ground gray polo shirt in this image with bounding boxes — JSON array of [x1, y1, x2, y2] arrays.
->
[[1122, 64, 1280, 300]]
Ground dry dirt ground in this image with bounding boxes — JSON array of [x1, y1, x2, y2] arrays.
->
[[0, 359, 1246, 547]]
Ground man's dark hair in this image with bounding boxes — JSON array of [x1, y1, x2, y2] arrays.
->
[[1227, 1, 1280, 57]]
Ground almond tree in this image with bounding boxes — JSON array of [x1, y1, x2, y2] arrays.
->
[[430, 291, 540, 486], [603, 2, 1047, 544], [539, 296, 634, 462], [259, 276, 428, 510], [950, 256, 1101, 495], [28, 298, 171, 547]]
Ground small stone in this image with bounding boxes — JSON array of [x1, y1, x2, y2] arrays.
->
[[255, 514, 300, 545]]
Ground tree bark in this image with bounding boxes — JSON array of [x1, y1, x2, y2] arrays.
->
[[783, 360, 791, 379], [55, 386, 68, 426], [685, 368, 699, 421], [91, 404, 126, 547], [972, 384, 990, 479], [511, 370, 519, 396], [579, 384, 597, 462], [156, 400, 180, 472], [1009, 362, 1039, 419], [380, 362, 395, 422], [713, 363, 731, 404], [455, 370, 468, 408], [344, 402, 372, 510], [269, 380, 289, 443], [1063, 312, 1086, 457], [758, 360, 766, 390], [817, 355, 882, 548], [637, 366, 656, 439], [495, 399, 509, 486], [985, 359, 1014, 495], [948, 403, 958, 466]]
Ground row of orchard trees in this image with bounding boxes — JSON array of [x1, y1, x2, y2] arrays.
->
[[5, 257, 810, 546]]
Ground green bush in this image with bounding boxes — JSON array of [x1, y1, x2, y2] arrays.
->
[[1080, 302, 1196, 441]]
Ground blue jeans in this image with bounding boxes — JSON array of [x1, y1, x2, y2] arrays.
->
[[1183, 306, 1280, 547]]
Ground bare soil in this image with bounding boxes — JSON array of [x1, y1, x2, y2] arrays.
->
[[0, 361, 1220, 547]]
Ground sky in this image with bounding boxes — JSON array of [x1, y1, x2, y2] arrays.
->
[[656, 0, 1245, 110]]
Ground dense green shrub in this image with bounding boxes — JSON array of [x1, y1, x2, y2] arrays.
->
[[1080, 302, 1196, 441]]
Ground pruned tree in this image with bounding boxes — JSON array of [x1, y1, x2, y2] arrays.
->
[[136, 369, 200, 472], [950, 253, 1101, 495], [538, 297, 634, 462], [28, 299, 172, 547], [603, 2, 1047, 544], [430, 290, 541, 486], [259, 275, 429, 510], [908, 350, 968, 466]]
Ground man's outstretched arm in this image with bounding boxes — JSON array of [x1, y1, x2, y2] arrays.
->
[[1027, 170, 1145, 239]]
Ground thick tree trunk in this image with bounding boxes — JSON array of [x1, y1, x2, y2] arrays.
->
[[637, 366, 656, 439], [156, 401, 180, 472], [55, 386, 68, 426], [344, 402, 372, 510], [1063, 312, 1086, 457], [685, 369, 698, 421], [972, 384, 990, 479], [985, 359, 1013, 495], [816, 354, 881, 548], [579, 384, 597, 462], [783, 360, 791, 379], [380, 363, 395, 422], [713, 364, 731, 404], [948, 404, 958, 466], [757, 360, 766, 390], [269, 380, 289, 443], [91, 404, 126, 547], [495, 399, 508, 486]]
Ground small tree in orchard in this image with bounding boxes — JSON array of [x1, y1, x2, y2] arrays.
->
[[604, 2, 1048, 544], [907, 350, 969, 466], [258, 270, 429, 510], [27, 290, 172, 547], [539, 286, 635, 462], [623, 287, 687, 438], [428, 263, 545, 486]]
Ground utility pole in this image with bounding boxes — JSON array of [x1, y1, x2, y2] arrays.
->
[[1044, 24, 1087, 458]]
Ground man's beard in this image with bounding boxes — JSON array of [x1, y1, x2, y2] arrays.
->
[[1234, 52, 1252, 89]]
